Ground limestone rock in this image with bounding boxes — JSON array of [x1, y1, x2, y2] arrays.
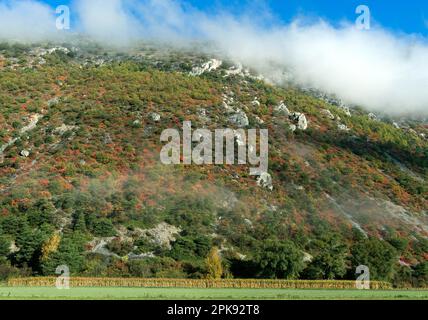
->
[[368, 113, 378, 121], [53, 124, 79, 135], [20, 150, 30, 157], [228, 109, 249, 128], [254, 115, 264, 125], [257, 172, 273, 191], [252, 97, 260, 107], [337, 124, 350, 131], [149, 112, 161, 122], [274, 102, 290, 116], [20, 114, 42, 134], [321, 109, 335, 120], [340, 106, 352, 117], [47, 97, 60, 107], [143, 222, 182, 250], [289, 112, 308, 130], [190, 59, 222, 76]]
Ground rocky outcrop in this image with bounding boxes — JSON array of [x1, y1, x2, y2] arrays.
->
[[254, 115, 264, 125], [53, 124, 79, 135], [224, 63, 250, 78], [321, 109, 335, 120], [20, 150, 30, 158], [257, 172, 273, 191], [87, 237, 119, 258], [47, 97, 60, 107], [141, 223, 182, 250], [190, 59, 222, 76], [228, 109, 249, 128], [20, 114, 43, 134], [252, 97, 260, 107], [368, 113, 378, 121], [289, 112, 308, 130], [337, 124, 350, 131], [340, 106, 352, 117], [274, 102, 290, 116]]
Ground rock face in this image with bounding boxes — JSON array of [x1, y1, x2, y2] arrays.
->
[[149, 112, 161, 122], [340, 106, 352, 117], [368, 113, 378, 121], [197, 108, 210, 122], [128, 252, 155, 260], [103, 133, 113, 144], [142, 223, 181, 250], [321, 109, 335, 120], [47, 97, 60, 107], [20, 150, 30, 157], [53, 124, 79, 135], [228, 109, 249, 128], [274, 102, 290, 116], [337, 124, 350, 131], [252, 97, 260, 107], [257, 172, 273, 191], [254, 115, 264, 125], [289, 112, 308, 130], [88, 237, 119, 258], [190, 59, 222, 76], [20, 114, 42, 134], [224, 63, 250, 78]]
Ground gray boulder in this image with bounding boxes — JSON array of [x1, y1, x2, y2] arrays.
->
[[20, 150, 30, 157], [274, 102, 290, 116], [228, 109, 249, 127], [289, 112, 308, 130], [257, 172, 273, 191]]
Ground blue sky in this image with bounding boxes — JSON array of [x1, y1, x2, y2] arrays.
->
[[42, 0, 428, 36]]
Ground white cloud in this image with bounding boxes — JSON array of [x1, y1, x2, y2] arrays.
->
[[1, 0, 428, 115], [74, 0, 142, 46], [0, 0, 58, 41]]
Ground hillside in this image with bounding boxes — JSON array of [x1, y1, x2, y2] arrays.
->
[[0, 42, 427, 287]]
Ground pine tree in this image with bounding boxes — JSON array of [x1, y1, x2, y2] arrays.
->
[[73, 212, 87, 232]]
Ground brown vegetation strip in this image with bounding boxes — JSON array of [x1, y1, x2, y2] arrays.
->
[[8, 277, 392, 290]]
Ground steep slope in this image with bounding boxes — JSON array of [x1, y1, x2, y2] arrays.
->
[[0, 43, 426, 286]]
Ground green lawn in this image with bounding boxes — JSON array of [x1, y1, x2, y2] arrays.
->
[[0, 287, 427, 300]]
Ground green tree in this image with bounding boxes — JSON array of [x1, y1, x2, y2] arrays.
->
[[255, 240, 304, 279], [72, 212, 87, 233], [27, 199, 56, 227], [0, 235, 11, 258], [13, 225, 49, 270], [304, 234, 348, 280], [350, 238, 398, 282], [413, 262, 428, 287], [92, 219, 116, 237], [41, 232, 86, 275]]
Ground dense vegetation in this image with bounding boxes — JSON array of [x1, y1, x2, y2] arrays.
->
[[0, 42, 426, 287]]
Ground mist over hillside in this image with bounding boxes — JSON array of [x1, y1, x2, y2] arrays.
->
[[1, 0, 428, 115]]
